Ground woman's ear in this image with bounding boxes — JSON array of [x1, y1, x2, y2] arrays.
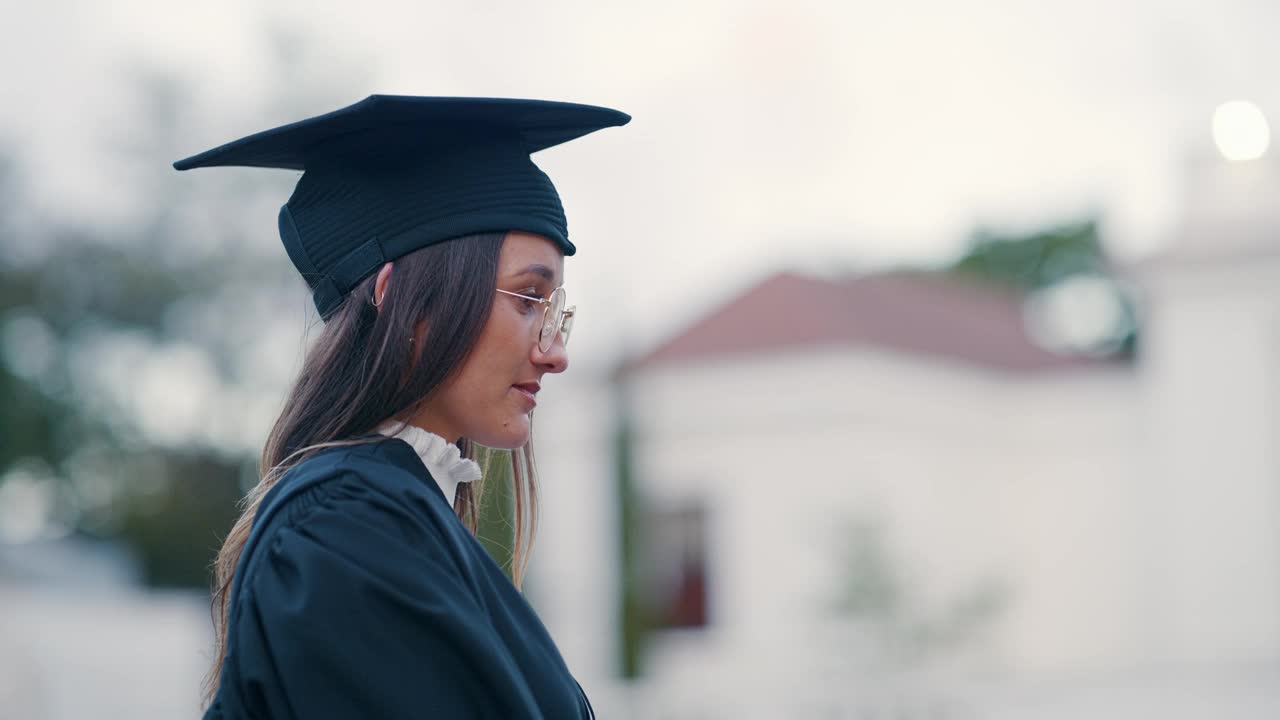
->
[[372, 262, 394, 312]]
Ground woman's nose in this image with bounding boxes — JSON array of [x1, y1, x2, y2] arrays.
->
[[533, 333, 569, 374]]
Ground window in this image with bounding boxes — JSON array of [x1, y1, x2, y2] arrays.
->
[[643, 502, 709, 629]]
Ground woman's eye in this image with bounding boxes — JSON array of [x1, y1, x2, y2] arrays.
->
[[514, 290, 543, 312]]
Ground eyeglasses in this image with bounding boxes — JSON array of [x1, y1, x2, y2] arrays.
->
[[495, 286, 575, 352]]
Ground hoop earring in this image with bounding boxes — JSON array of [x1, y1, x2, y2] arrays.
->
[[372, 291, 385, 308]]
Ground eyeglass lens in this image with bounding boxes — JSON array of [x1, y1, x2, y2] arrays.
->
[[539, 287, 567, 352]]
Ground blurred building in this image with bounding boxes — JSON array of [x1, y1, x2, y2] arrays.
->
[[534, 143, 1280, 719]]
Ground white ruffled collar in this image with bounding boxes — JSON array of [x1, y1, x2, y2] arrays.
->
[[374, 421, 481, 506]]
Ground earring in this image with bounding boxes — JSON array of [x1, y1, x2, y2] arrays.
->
[[372, 291, 385, 308]]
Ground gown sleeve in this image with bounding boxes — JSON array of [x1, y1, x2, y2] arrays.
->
[[227, 473, 543, 720]]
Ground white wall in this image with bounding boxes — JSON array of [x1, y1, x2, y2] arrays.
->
[[623, 346, 1148, 681], [1139, 256, 1280, 666]]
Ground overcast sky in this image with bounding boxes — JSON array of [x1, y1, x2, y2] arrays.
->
[[3, 0, 1279, 364]]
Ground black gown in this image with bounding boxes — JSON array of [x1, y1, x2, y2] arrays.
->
[[203, 436, 595, 719]]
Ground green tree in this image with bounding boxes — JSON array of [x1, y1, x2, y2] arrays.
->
[[943, 218, 1138, 356], [0, 29, 372, 589], [947, 219, 1107, 290]]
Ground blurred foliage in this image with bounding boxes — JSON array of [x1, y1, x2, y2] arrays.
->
[[943, 218, 1138, 357], [0, 142, 254, 587], [474, 447, 516, 576], [0, 30, 371, 590], [0, 362, 70, 472], [612, 386, 650, 679], [115, 453, 248, 588], [947, 219, 1108, 290], [831, 515, 1009, 668]]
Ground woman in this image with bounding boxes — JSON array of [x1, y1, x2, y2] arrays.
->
[[174, 95, 629, 719]]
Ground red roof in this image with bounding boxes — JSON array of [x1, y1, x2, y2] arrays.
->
[[623, 271, 1113, 374]]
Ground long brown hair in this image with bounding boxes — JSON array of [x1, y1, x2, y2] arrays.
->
[[202, 232, 540, 705]]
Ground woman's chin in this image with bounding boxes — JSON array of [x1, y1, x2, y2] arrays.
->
[[473, 415, 531, 450]]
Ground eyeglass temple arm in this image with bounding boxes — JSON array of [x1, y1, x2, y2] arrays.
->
[[497, 288, 564, 308]]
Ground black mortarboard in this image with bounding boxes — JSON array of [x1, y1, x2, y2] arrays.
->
[[173, 95, 630, 318]]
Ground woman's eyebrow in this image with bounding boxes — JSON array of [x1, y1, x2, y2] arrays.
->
[[510, 264, 557, 282]]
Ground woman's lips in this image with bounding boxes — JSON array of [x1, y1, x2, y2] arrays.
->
[[512, 382, 540, 407]]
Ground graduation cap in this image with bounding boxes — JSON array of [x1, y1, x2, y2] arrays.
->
[[174, 95, 630, 318]]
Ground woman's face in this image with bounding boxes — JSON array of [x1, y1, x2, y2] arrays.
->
[[412, 231, 569, 448]]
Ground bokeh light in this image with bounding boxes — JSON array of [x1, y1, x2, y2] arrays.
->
[[1212, 100, 1271, 162]]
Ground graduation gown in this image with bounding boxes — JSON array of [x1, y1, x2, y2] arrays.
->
[[203, 435, 595, 719]]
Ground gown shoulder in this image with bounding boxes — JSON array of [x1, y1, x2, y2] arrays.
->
[[210, 440, 546, 719]]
